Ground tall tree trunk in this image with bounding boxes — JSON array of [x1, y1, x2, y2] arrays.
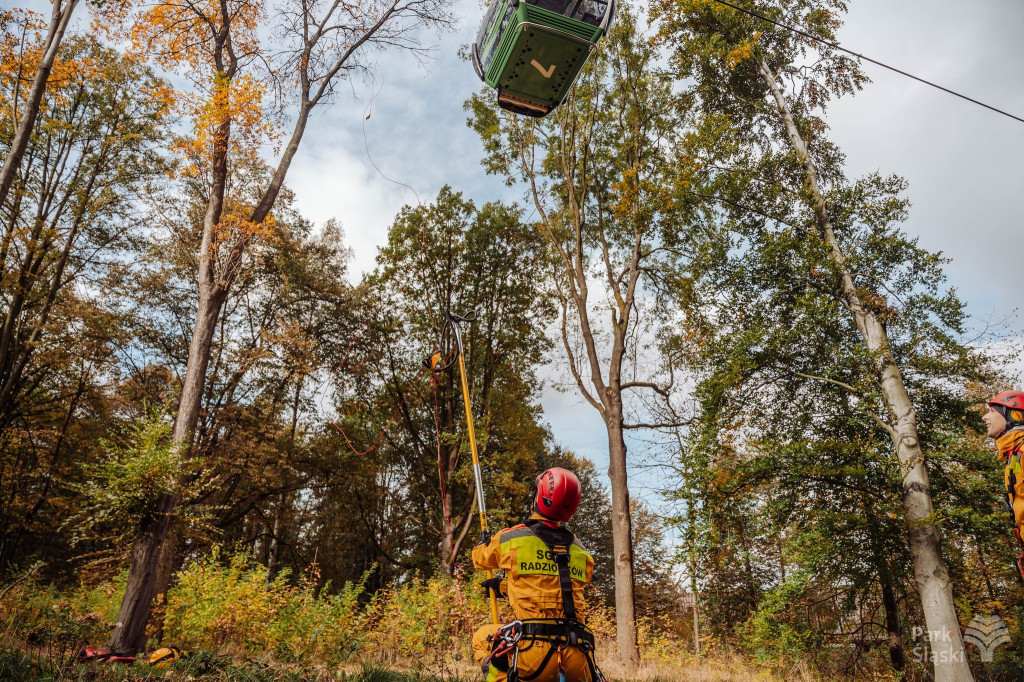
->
[[690, 572, 700, 654], [881, 576, 907, 671], [106, 493, 176, 652], [606, 404, 640, 668], [267, 494, 285, 582], [150, 528, 180, 644], [0, 0, 79, 209], [107, 285, 228, 653], [756, 58, 971, 682], [526, 155, 643, 668]]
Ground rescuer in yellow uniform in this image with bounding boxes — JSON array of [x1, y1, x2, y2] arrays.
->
[[471, 468, 602, 682], [983, 391, 1024, 579]]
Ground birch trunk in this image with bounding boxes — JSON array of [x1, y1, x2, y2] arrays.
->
[[0, 0, 79, 208], [756, 59, 972, 682]]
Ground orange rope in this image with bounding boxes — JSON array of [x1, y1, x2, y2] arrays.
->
[[434, 371, 454, 568]]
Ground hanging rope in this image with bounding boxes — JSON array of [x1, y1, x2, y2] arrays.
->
[[315, 65, 440, 456], [308, 69, 474, 591], [306, 73, 495, 623]]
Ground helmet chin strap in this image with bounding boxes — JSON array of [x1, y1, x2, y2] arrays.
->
[[993, 404, 1024, 438]]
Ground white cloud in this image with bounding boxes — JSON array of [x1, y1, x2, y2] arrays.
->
[[829, 0, 1024, 316], [284, 0, 1024, 508]]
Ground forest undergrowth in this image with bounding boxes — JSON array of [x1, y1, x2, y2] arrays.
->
[[0, 553, 927, 682]]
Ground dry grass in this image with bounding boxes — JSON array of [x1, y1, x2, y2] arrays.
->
[[594, 651, 823, 682], [362, 645, 827, 682]]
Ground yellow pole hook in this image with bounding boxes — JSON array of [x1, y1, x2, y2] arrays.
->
[[427, 311, 499, 625]]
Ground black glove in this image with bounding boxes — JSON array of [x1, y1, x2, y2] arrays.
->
[[478, 529, 492, 547], [481, 576, 505, 597]]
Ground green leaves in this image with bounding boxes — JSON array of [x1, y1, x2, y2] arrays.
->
[[64, 406, 206, 559]]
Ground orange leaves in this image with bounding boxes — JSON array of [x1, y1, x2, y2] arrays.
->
[[109, 0, 278, 172], [725, 33, 760, 69], [610, 166, 641, 222], [210, 205, 278, 261], [139, 81, 176, 117], [725, 44, 750, 68], [171, 72, 280, 180], [0, 9, 45, 71], [0, 9, 48, 119], [610, 165, 677, 228], [116, 0, 265, 78]]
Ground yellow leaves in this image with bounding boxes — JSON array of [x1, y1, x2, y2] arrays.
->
[[610, 166, 641, 222], [610, 165, 678, 228], [116, 0, 265, 78], [725, 41, 753, 69], [140, 81, 176, 117], [0, 9, 48, 119], [207, 205, 279, 267], [172, 72, 280, 179], [107, 0, 279, 180]]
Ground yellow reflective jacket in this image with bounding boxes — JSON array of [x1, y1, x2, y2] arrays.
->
[[472, 513, 594, 622], [998, 429, 1024, 544]]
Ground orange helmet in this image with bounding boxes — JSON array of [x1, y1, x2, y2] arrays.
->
[[989, 391, 1024, 435], [534, 468, 581, 523]]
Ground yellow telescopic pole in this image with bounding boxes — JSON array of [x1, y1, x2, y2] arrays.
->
[[457, 350, 500, 626]]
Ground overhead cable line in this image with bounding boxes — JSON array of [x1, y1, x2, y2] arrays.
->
[[710, 0, 1024, 125]]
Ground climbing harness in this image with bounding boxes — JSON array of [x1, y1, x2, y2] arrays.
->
[[485, 519, 606, 682], [489, 620, 524, 665], [426, 310, 500, 625]]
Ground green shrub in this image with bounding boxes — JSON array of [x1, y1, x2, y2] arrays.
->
[[164, 549, 366, 665], [0, 581, 108, 679], [743, 572, 818, 658], [359, 571, 496, 672], [1, 551, 703, 679], [0, 646, 42, 682]]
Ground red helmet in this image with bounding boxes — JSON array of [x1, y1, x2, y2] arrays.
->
[[534, 467, 582, 523], [989, 391, 1024, 411], [989, 391, 1024, 434]]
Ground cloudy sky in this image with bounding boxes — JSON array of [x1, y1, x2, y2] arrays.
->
[[280, 0, 1024, 508], [47, 0, 1022, 510]]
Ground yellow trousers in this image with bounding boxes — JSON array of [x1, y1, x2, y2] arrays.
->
[[472, 624, 593, 682]]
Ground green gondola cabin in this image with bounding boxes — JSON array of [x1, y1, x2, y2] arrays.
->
[[472, 0, 615, 117]]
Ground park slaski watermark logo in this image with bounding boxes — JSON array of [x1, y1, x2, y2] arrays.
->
[[911, 615, 1011, 664], [963, 614, 1011, 662]]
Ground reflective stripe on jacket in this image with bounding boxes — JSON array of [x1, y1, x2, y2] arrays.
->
[[472, 513, 594, 621], [999, 429, 1024, 542]]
